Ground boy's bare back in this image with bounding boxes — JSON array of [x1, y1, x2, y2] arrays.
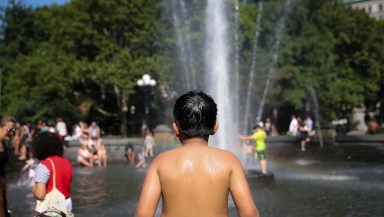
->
[[135, 90, 259, 217], [136, 139, 258, 217]]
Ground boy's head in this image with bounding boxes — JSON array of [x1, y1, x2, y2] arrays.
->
[[253, 124, 263, 131], [173, 90, 217, 139]]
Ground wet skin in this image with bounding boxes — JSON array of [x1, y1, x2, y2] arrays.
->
[[135, 123, 259, 217]]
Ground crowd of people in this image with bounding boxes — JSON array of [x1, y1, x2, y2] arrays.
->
[[70, 121, 108, 168], [0, 115, 115, 216], [9, 118, 108, 169], [0, 115, 160, 216]]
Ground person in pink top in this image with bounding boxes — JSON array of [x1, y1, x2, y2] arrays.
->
[[32, 132, 73, 213]]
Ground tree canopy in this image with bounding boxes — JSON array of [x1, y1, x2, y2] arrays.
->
[[0, 0, 169, 135], [1, 0, 383, 135]]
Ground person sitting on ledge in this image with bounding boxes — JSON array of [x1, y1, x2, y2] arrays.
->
[[135, 90, 259, 217], [77, 143, 93, 168], [299, 115, 314, 152]]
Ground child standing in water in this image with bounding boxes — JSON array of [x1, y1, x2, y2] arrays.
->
[[144, 131, 155, 157], [242, 140, 254, 172], [135, 90, 259, 217], [240, 125, 268, 175], [135, 146, 146, 168]]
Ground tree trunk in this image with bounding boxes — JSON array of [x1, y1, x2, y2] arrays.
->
[[272, 106, 278, 133], [380, 77, 384, 125], [114, 85, 128, 137]]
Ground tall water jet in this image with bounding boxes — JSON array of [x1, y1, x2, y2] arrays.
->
[[243, 0, 264, 134], [234, 0, 240, 125], [205, 0, 236, 150], [179, 0, 197, 88], [257, 0, 293, 120], [170, 0, 197, 90], [307, 86, 324, 147], [169, 0, 295, 151]]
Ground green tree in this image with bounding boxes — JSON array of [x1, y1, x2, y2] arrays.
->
[[0, 0, 169, 135], [273, 0, 383, 124]]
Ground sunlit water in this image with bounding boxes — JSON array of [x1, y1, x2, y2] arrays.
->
[[6, 144, 384, 217]]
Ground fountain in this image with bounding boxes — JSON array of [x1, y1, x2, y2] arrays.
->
[[256, 0, 293, 121], [204, 0, 235, 150], [307, 86, 324, 147], [169, 0, 197, 90], [5, 1, 384, 217], [243, 0, 264, 134], [169, 0, 295, 153]]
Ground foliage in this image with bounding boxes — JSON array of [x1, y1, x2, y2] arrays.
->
[[1, 0, 383, 134], [269, 0, 384, 122], [0, 0, 168, 135]]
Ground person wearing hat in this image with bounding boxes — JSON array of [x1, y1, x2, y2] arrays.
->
[[240, 124, 268, 175]]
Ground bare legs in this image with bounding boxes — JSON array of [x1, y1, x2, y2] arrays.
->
[[97, 145, 107, 168], [260, 159, 267, 174], [145, 145, 153, 157]]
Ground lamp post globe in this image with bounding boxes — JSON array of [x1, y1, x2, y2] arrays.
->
[[137, 74, 156, 124]]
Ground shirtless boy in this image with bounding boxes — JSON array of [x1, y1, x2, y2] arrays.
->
[[135, 90, 259, 217]]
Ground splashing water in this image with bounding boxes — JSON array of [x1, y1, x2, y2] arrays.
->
[[204, 0, 237, 150], [256, 0, 293, 120], [243, 0, 264, 134], [171, 0, 294, 151]]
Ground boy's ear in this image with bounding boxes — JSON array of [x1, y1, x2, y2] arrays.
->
[[172, 122, 181, 137], [210, 121, 219, 135]]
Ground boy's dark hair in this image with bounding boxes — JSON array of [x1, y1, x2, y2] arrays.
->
[[253, 125, 262, 130], [32, 132, 64, 160], [173, 90, 217, 138]]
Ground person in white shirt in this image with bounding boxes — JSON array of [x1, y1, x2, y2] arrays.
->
[[288, 115, 299, 136], [56, 117, 67, 144], [72, 123, 82, 140]]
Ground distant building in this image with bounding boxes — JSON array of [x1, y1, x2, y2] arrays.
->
[[344, 0, 384, 19]]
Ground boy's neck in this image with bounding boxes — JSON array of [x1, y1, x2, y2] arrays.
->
[[181, 137, 209, 146]]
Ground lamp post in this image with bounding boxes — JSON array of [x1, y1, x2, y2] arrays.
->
[[137, 74, 156, 123]]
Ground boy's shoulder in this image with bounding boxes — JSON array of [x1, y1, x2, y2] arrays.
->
[[153, 145, 239, 165]]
